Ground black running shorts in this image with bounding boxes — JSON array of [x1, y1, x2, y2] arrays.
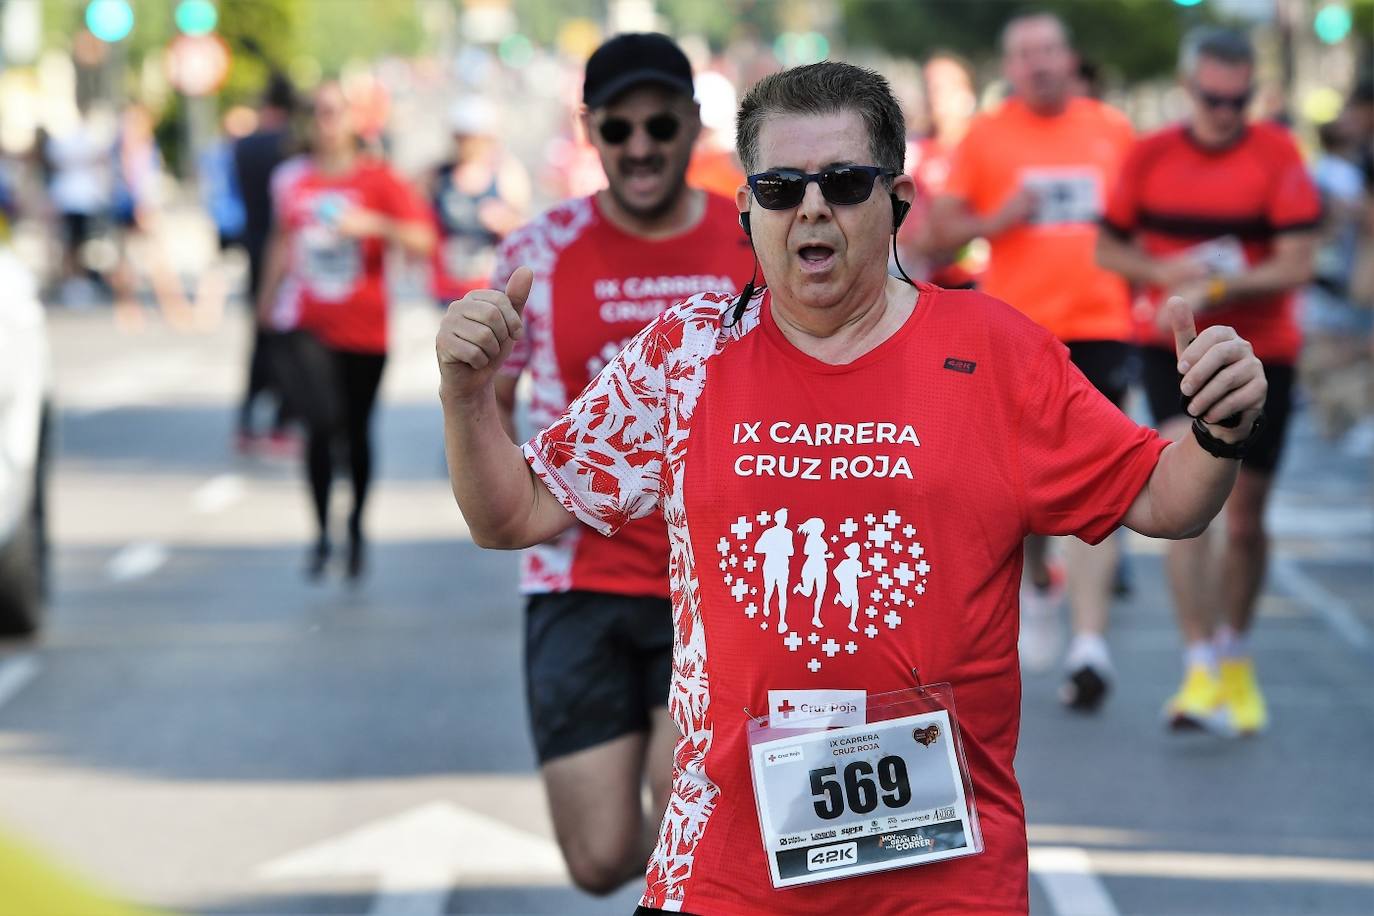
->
[[1065, 339, 1135, 407], [525, 590, 673, 763], [1139, 345, 1293, 474]]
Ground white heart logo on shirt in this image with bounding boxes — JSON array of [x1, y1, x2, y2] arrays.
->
[[715, 508, 933, 675]]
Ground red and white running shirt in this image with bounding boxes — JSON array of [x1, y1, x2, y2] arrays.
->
[[494, 192, 754, 597], [277, 156, 428, 353], [525, 286, 1168, 914]]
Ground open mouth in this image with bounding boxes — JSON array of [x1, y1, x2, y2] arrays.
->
[[620, 159, 665, 196], [796, 244, 836, 272]]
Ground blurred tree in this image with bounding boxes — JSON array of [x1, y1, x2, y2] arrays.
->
[[298, 0, 424, 75], [512, 0, 600, 48], [659, 0, 775, 50], [218, 0, 304, 106], [840, 0, 1198, 83]]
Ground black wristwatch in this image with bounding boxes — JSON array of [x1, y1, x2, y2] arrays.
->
[[1190, 412, 1265, 460]]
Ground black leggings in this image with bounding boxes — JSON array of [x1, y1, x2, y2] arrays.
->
[[277, 332, 386, 542]]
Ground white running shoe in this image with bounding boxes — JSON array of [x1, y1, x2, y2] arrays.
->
[[1018, 565, 1064, 674]]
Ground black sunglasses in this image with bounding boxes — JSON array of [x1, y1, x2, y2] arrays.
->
[[747, 165, 897, 210], [597, 113, 680, 145], [1194, 86, 1252, 111]]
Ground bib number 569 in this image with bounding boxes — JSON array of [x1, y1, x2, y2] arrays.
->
[[809, 756, 913, 820]]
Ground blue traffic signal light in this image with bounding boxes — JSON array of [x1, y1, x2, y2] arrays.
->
[[175, 0, 218, 36], [85, 0, 134, 43]]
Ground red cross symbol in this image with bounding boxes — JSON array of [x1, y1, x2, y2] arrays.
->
[[776, 699, 796, 719]]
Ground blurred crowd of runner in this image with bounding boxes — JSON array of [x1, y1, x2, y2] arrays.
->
[[0, 19, 1370, 906]]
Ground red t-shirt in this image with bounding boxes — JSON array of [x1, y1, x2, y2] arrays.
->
[[1102, 122, 1322, 364], [494, 192, 755, 597], [279, 158, 428, 353], [525, 285, 1167, 914], [944, 98, 1135, 342]]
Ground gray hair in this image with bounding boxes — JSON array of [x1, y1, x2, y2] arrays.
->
[[1179, 26, 1254, 77], [735, 62, 906, 177]]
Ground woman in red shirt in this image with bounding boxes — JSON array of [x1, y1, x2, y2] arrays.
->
[[258, 82, 434, 580]]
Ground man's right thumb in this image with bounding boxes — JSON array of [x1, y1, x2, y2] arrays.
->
[[505, 266, 534, 312]]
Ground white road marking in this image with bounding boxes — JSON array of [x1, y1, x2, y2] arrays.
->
[[61, 350, 207, 416], [191, 474, 245, 515], [1267, 502, 1373, 540], [1030, 845, 1122, 916], [1038, 845, 1374, 885], [1269, 555, 1371, 651], [0, 654, 42, 711], [107, 541, 169, 582], [259, 801, 568, 915]]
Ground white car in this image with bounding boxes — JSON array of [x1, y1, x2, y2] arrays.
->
[[0, 247, 52, 635]]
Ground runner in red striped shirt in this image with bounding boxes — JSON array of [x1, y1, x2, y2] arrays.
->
[[1098, 27, 1320, 737]]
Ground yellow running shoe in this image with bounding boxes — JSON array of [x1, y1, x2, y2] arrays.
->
[[1219, 657, 1268, 735], [1163, 664, 1232, 735]]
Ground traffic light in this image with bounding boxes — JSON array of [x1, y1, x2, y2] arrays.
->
[[1171, 0, 1205, 6], [1313, 4, 1353, 44], [175, 0, 218, 36], [85, 0, 133, 43]]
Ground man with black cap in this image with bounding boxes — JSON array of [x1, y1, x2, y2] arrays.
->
[[484, 32, 753, 895]]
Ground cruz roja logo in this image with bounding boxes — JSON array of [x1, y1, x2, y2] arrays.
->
[[806, 841, 858, 871]]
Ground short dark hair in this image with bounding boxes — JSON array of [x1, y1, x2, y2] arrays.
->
[[1317, 120, 1347, 152], [263, 71, 296, 113], [1180, 26, 1255, 76], [1351, 76, 1374, 106], [735, 62, 906, 176]]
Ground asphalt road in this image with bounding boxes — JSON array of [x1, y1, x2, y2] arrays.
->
[[0, 301, 1370, 916]]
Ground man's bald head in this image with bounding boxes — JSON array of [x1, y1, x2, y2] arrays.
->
[[1001, 12, 1077, 115]]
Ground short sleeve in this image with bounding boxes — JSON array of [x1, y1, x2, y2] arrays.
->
[[1267, 137, 1322, 233], [374, 166, 430, 223], [1102, 140, 1146, 239], [1017, 337, 1168, 544], [522, 316, 670, 537]]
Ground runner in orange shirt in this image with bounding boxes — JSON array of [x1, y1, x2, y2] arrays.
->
[[923, 11, 1135, 712]]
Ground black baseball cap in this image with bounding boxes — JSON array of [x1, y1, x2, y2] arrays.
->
[[583, 33, 694, 109]]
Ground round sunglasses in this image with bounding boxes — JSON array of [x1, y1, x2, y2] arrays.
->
[[597, 113, 681, 145], [746, 165, 897, 210]]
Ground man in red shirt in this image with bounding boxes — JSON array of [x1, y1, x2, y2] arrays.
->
[[485, 34, 754, 895], [438, 61, 1268, 915], [920, 12, 1138, 713], [1098, 27, 1319, 737]]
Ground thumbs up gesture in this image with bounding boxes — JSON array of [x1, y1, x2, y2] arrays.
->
[[436, 267, 533, 400], [1168, 296, 1266, 440]]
